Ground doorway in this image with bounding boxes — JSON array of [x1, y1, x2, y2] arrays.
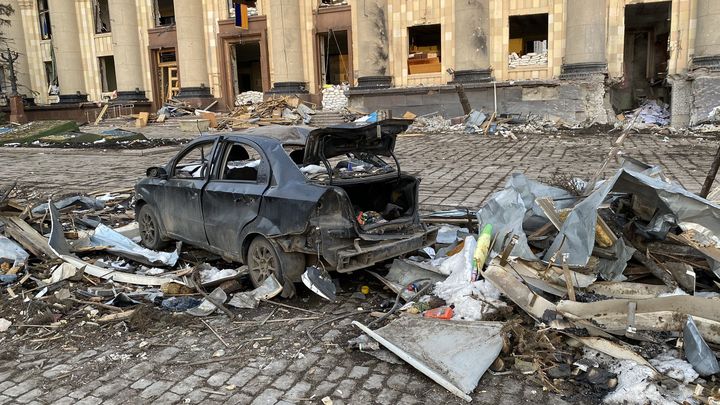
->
[[613, 2, 671, 111], [231, 42, 263, 94], [154, 48, 179, 106], [317, 30, 349, 86]]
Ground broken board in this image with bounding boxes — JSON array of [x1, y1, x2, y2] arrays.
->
[[354, 317, 504, 402]]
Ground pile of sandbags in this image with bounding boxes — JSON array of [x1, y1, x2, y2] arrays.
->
[[509, 51, 548, 68], [235, 91, 264, 106], [321, 84, 349, 111]]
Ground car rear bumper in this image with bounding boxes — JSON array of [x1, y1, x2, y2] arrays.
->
[[334, 227, 438, 273]]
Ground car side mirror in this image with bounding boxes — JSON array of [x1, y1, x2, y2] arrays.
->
[[147, 167, 168, 179]]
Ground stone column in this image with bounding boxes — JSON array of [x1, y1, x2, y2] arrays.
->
[[560, 0, 607, 79], [693, 0, 720, 70], [48, 0, 88, 103], [266, 0, 307, 93], [352, 0, 391, 88], [7, 0, 31, 99], [109, 0, 147, 101], [451, 0, 492, 83], [174, 0, 213, 103]]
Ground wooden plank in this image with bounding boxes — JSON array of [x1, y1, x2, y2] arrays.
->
[[135, 112, 149, 128], [93, 104, 109, 125], [156, 113, 167, 123], [0, 216, 55, 259], [199, 112, 217, 128]]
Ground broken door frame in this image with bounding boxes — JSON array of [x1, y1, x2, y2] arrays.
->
[[312, 4, 353, 94], [217, 17, 270, 111]]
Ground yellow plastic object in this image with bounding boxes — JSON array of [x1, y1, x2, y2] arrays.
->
[[360, 285, 370, 295], [473, 224, 493, 276]]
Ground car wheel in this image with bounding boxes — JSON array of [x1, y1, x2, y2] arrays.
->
[[138, 204, 168, 250], [247, 236, 284, 288]]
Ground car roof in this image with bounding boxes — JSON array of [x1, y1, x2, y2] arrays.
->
[[230, 125, 312, 146]]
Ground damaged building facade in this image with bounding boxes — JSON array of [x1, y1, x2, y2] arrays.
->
[[4, 0, 720, 127]]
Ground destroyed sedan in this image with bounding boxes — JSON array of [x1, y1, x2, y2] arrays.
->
[[134, 120, 436, 293]]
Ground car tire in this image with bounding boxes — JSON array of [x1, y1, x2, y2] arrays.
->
[[247, 236, 305, 297], [138, 204, 168, 250]]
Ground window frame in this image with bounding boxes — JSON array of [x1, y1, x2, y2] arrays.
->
[[38, 0, 52, 40], [170, 141, 216, 180], [215, 140, 268, 184]]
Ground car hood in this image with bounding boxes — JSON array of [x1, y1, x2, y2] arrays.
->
[[303, 119, 412, 164]]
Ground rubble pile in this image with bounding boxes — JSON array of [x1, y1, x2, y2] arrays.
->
[[624, 99, 671, 127], [509, 51, 548, 68], [321, 84, 349, 111], [0, 185, 285, 336], [351, 154, 720, 403], [234, 91, 264, 106], [225, 95, 316, 129], [407, 115, 461, 133]]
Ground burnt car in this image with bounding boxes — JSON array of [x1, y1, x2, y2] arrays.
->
[[134, 120, 437, 295]]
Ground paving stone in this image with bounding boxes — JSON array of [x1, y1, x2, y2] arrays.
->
[[259, 359, 289, 376], [376, 387, 400, 405], [14, 388, 43, 404], [155, 391, 182, 405], [3, 380, 37, 397], [250, 388, 284, 405], [90, 379, 130, 397], [312, 381, 337, 397], [284, 380, 312, 400], [74, 396, 102, 405], [130, 378, 153, 390], [363, 374, 385, 390], [182, 390, 208, 404], [207, 371, 233, 387], [227, 367, 260, 388], [348, 366, 370, 379], [51, 398, 76, 405], [224, 392, 253, 404], [139, 380, 173, 399], [334, 379, 356, 398], [271, 373, 298, 390], [326, 366, 346, 381], [241, 374, 273, 396]]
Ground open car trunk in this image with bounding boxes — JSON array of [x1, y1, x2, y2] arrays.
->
[[336, 174, 419, 235]]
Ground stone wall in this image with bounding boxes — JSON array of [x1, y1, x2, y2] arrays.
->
[[347, 78, 613, 125], [690, 75, 720, 126]]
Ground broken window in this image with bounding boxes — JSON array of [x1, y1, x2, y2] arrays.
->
[[154, 0, 175, 27], [38, 0, 51, 40], [408, 24, 441, 75], [44, 61, 58, 94], [508, 14, 548, 68], [320, 0, 348, 7], [98, 56, 117, 93], [231, 42, 263, 93], [94, 0, 111, 34], [220, 143, 263, 182], [173, 142, 214, 179], [318, 30, 349, 86]]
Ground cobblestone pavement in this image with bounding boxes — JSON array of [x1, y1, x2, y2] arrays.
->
[[0, 130, 718, 405], [1, 131, 718, 210]]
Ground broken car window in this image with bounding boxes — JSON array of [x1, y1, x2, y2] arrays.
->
[[221, 143, 263, 182], [173, 142, 213, 179], [301, 152, 396, 183]]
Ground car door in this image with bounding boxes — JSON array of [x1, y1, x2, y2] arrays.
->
[[158, 139, 219, 245], [202, 139, 269, 256]]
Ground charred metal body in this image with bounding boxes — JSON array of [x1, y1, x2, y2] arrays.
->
[[135, 120, 436, 293]]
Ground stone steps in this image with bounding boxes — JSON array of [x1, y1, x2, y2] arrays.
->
[[309, 110, 347, 127]]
